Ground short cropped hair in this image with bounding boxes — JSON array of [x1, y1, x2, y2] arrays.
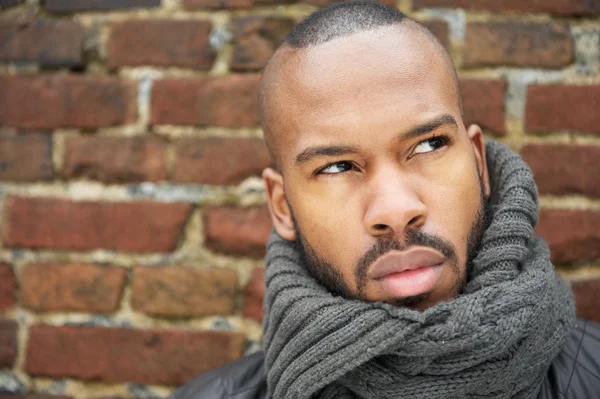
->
[[286, 1, 407, 48]]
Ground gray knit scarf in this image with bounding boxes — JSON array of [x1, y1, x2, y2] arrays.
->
[[262, 141, 576, 399]]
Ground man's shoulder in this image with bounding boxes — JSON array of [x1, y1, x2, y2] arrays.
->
[[539, 318, 600, 398], [169, 352, 268, 399]]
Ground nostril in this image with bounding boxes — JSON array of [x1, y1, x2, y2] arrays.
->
[[373, 223, 388, 231], [408, 215, 420, 226]]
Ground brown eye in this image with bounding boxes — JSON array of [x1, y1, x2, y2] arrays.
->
[[414, 136, 448, 154], [319, 161, 354, 174]]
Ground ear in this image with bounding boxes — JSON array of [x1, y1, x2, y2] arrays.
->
[[262, 167, 296, 241], [466, 124, 491, 198]]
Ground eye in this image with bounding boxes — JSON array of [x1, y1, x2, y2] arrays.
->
[[318, 161, 354, 175], [413, 136, 449, 155]]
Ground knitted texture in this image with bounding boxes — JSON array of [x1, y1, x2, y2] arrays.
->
[[262, 141, 576, 399]]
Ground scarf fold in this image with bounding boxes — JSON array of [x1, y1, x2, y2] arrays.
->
[[262, 141, 575, 399]]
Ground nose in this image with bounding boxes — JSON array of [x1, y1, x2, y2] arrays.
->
[[363, 168, 427, 237]]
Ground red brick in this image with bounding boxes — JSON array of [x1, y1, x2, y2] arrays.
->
[[0, 19, 83, 67], [203, 205, 272, 258], [572, 278, 600, 324], [526, 84, 600, 134], [108, 20, 214, 70], [0, 320, 17, 367], [26, 325, 245, 384], [243, 267, 264, 321], [22, 263, 126, 313], [64, 136, 167, 183], [522, 144, 600, 197], [536, 210, 600, 264], [0, 134, 52, 182], [232, 16, 295, 72], [420, 20, 450, 50], [0, 264, 16, 311], [0, 75, 136, 129], [173, 137, 271, 185], [132, 267, 237, 317], [3, 197, 192, 253], [464, 22, 573, 68], [460, 79, 505, 134], [413, 0, 600, 16], [151, 75, 260, 127], [45, 0, 159, 12]]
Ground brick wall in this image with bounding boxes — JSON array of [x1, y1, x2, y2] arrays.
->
[[0, 0, 599, 398]]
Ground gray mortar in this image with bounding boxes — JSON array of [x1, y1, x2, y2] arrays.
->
[[0, 372, 25, 394], [503, 69, 564, 120], [422, 8, 466, 42], [572, 27, 600, 75]]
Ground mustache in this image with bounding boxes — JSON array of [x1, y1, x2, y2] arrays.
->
[[355, 230, 458, 292]]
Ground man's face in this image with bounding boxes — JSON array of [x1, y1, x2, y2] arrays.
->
[[262, 25, 490, 310]]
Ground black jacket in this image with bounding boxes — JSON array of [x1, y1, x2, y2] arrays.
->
[[170, 319, 600, 399]]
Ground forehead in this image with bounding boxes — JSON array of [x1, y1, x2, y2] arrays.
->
[[268, 25, 460, 164]]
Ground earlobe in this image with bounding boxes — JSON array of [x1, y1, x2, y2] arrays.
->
[[262, 167, 297, 241], [466, 124, 491, 198]]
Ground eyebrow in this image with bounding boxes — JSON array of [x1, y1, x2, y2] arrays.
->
[[294, 114, 458, 166]]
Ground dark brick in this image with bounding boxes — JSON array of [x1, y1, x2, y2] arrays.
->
[[132, 267, 237, 317], [572, 279, 600, 324], [464, 22, 573, 68], [420, 20, 450, 50], [0, 19, 83, 67], [232, 16, 295, 72], [243, 267, 264, 321], [0, 75, 136, 129], [0, 0, 20, 9], [536, 210, 600, 264], [0, 264, 16, 311], [522, 144, 600, 197], [0, 134, 53, 182], [413, 0, 600, 16], [172, 137, 271, 185], [108, 20, 214, 70], [64, 136, 167, 183], [3, 197, 192, 253], [460, 79, 506, 134], [45, 0, 160, 12], [152, 75, 260, 127], [526, 84, 600, 134], [203, 205, 272, 258], [26, 325, 245, 384], [22, 263, 126, 313], [0, 320, 17, 367]]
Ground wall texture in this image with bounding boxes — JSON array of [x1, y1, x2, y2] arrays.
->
[[0, 0, 599, 398]]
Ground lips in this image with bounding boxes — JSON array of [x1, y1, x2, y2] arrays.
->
[[369, 247, 446, 280]]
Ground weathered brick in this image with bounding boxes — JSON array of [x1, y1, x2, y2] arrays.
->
[[64, 136, 167, 183], [0, 0, 20, 9], [232, 16, 295, 72], [3, 197, 192, 252], [26, 325, 245, 384], [522, 144, 600, 197], [536, 210, 600, 264], [108, 20, 214, 70], [0, 320, 17, 367], [0, 264, 16, 311], [203, 205, 272, 258], [526, 84, 600, 134], [413, 0, 600, 16], [243, 267, 264, 321], [151, 75, 260, 127], [0, 134, 53, 182], [464, 22, 573, 68], [0, 75, 136, 129], [173, 137, 271, 185], [460, 79, 505, 134], [45, 0, 159, 12], [132, 267, 237, 317], [0, 19, 83, 67], [22, 263, 126, 313], [420, 20, 450, 50], [572, 278, 600, 324]]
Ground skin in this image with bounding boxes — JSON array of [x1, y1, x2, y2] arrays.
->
[[261, 23, 491, 311]]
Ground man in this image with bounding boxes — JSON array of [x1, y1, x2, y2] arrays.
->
[[171, 2, 600, 398]]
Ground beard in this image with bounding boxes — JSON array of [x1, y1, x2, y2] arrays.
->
[[289, 175, 491, 308]]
